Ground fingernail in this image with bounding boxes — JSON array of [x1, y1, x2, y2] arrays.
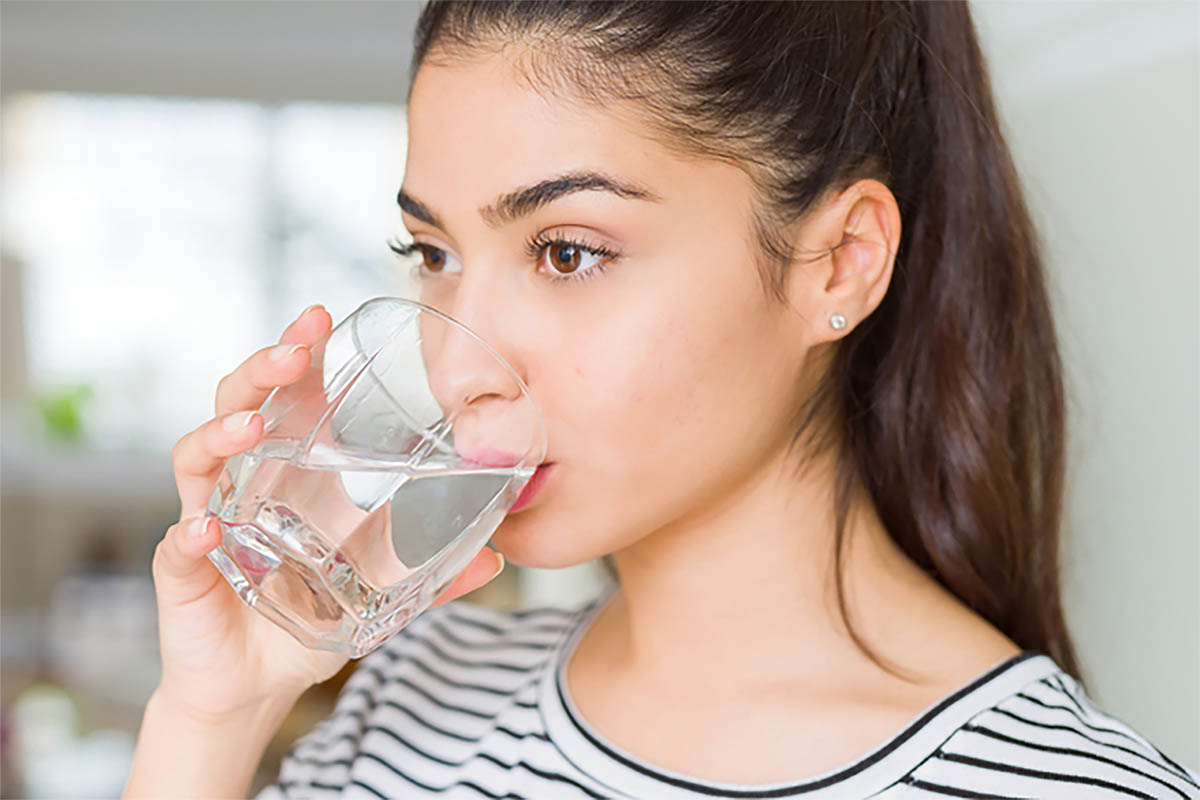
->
[[489, 551, 505, 580], [222, 410, 256, 431], [300, 303, 324, 320], [269, 343, 304, 362], [190, 516, 209, 539]]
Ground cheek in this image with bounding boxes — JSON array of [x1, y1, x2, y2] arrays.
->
[[567, 309, 746, 479], [568, 331, 674, 448], [569, 290, 792, 510], [493, 281, 793, 568]]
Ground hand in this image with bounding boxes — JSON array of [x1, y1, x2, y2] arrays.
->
[[151, 304, 507, 724]]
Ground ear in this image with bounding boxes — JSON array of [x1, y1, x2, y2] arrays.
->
[[784, 178, 900, 345]]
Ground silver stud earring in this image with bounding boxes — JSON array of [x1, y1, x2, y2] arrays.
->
[[829, 312, 847, 330]]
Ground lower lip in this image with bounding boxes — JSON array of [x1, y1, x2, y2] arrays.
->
[[508, 463, 554, 513]]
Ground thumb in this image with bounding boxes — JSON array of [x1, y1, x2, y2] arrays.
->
[[429, 548, 505, 609], [151, 516, 223, 605]]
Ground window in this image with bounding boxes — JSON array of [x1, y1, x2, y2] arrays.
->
[[2, 93, 412, 451]]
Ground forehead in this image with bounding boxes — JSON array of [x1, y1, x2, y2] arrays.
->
[[405, 52, 674, 199]]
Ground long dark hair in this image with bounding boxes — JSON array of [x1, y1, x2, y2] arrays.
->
[[410, 0, 1084, 687]]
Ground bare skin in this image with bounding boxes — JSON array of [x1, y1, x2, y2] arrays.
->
[[403, 48, 1022, 785]]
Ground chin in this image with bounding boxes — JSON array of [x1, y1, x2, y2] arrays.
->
[[488, 507, 599, 569]]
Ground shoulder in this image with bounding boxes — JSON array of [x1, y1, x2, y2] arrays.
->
[[901, 662, 1200, 799]]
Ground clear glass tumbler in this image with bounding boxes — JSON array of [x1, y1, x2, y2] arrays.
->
[[204, 296, 546, 658]]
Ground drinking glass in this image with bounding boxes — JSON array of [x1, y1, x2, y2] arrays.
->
[[203, 296, 546, 658]]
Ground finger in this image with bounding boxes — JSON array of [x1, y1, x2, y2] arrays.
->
[[151, 517, 222, 605], [429, 549, 505, 609], [172, 410, 265, 518], [213, 340, 313, 419], [278, 303, 332, 346], [213, 305, 332, 417]]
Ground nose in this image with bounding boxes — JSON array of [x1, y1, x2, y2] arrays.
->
[[420, 311, 515, 413], [417, 270, 539, 456]]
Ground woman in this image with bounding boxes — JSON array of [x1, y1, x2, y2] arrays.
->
[[124, 2, 1199, 798]]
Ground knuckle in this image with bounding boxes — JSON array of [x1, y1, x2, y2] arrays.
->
[[170, 437, 187, 471], [247, 352, 274, 388], [151, 536, 170, 575], [214, 371, 236, 405]]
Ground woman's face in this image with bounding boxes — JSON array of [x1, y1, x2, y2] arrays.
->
[[403, 50, 821, 568]]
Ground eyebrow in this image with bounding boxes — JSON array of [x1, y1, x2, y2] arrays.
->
[[396, 170, 662, 231]]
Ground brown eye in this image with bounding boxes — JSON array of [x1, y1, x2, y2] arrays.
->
[[420, 245, 447, 272], [547, 243, 582, 274]]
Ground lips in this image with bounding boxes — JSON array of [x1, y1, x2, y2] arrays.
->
[[508, 462, 554, 513], [456, 445, 528, 468], [456, 445, 553, 513]]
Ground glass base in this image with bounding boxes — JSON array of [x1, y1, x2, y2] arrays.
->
[[206, 519, 453, 659]]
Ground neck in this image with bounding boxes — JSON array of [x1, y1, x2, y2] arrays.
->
[[599, 440, 942, 693]]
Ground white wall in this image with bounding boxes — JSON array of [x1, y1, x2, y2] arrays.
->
[[971, 0, 1200, 763]]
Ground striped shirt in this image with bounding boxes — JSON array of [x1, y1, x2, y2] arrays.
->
[[256, 584, 1200, 799]]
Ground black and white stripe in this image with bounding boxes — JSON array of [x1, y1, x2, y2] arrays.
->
[[256, 588, 1199, 799]]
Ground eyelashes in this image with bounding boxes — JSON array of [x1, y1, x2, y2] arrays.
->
[[386, 232, 619, 285], [524, 230, 618, 284], [385, 238, 420, 259]]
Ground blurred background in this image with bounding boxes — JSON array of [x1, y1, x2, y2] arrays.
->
[[0, 1, 1196, 797]]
